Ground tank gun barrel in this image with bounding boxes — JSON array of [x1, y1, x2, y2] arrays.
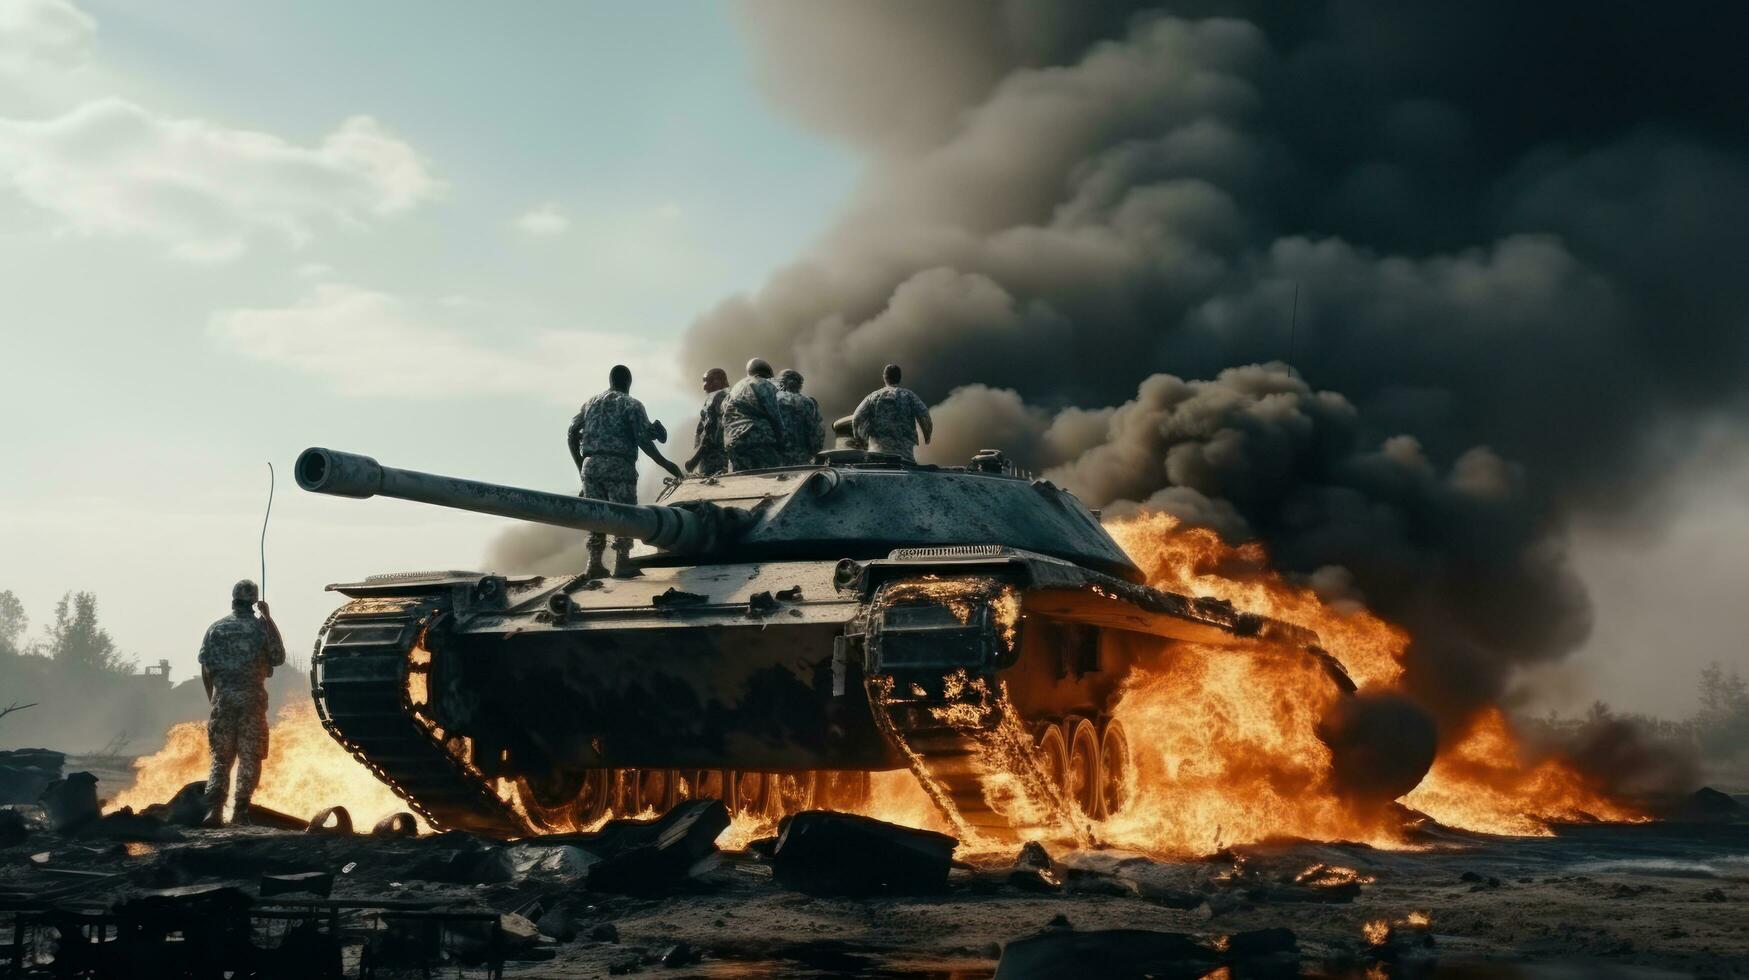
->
[[294, 447, 711, 550]]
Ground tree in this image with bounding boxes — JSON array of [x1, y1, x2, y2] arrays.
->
[[0, 590, 25, 656], [44, 591, 131, 674], [1696, 661, 1749, 760]]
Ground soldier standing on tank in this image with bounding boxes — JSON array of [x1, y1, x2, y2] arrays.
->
[[723, 357, 788, 471], [776, 369, 825, 466], [685, 367, 730, 476], [852, 363, 933, 463], [199, 579, 285, 825], [567, 364, 684, 578]]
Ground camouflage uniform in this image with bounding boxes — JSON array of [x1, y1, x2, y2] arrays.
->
[[776, 389, 825, 466], [723, 375, 787, 471], [199, 608, 285, 815], [852, 384, 933, 462], [691, 387, 730, 476], [571, 389, 655, 561]]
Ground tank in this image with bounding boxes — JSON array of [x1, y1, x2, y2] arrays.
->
[[295, 443, 1436, 839]]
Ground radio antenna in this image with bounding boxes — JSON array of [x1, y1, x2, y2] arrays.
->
[[260, 462, 275, 598]]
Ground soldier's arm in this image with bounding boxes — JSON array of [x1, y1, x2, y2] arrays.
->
[[566, 411, 586, 470], [257, 601, 286, 667], [635, 404, 684, 479], [911, 392, 934, 444], [198, 630, 214, 702]]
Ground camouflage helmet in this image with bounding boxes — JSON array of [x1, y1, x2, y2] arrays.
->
[[779, 368, 803, 391], [232, 579, 260, 604]]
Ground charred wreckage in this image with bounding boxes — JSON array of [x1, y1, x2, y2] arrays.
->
[[293, 431, 1437, 840]]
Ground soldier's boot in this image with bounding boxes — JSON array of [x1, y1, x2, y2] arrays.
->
[[230, 801, 255, 827], [611, 540, 640, 578], [584, 543, 609, 580]]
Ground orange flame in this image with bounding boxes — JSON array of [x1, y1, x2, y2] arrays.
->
[[111, 700, 425, 830], [1093, 510, 1641, 849]]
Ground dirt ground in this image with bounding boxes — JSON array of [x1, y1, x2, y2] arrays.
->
[[5, 797, 1747, 979]]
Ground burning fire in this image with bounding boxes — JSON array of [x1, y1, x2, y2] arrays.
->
[[111, 700, 424, 830], [1404, 708, 1642, 835], [1093, 510, 1642, 850]]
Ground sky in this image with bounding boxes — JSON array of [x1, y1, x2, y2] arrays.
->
[[1, 0, 1743, 720], [0, 0, 854, 686]]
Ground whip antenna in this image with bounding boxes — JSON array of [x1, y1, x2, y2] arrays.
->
[[260, 462, 275, 598]]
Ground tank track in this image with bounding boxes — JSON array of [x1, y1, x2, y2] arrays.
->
[[864, 578, 1089, 844], [310, 597, 527, 837]]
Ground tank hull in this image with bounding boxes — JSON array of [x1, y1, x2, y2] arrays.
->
[[310, 550, 1429, 838]]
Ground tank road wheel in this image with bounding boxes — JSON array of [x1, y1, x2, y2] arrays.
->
[[1066, 717, 1101, 817], [517, 770, 587, 831], [638, 769, 679, 813], [694, 769, 731, 803], [574, 769, 611, 825], [819, 771, 872, 812], [1097, 719, 1132, 820], [731, 770, 770, 816], [1034, 723, 1069, 804], [771, 772, 818, 816], [612, 769, 640, 814]]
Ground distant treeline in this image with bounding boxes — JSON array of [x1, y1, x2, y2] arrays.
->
[[0, 589, 305, 754]]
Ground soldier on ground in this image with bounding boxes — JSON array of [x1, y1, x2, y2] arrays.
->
[[199, 579, 284, 825], [723, 357, 787, 471], [776, 369, 825, 466], [852, 363, 933, 463], [686, 367, 731, 476], [567, 364, 684, 578]]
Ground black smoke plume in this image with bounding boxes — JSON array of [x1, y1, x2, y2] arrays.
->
[[674, 1, 1749, 766]]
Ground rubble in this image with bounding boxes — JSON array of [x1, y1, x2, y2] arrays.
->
[[141, 780, 211, 827], [75, 806, 183, 842], [0, 806, 31, 844], [0, 747, 64, 804], [306, 805, 353, 834], [372, 811, 418, 837], [995, 928, 1220, 979], [406, 841, 517, 885], [771, 810, 956, 896], [580, 799, 730, 896], [1664, 787, 1746, 823], [1008, 840, 1063, 892], [39, 770, 100, 832], [260, 870, 334, 897]]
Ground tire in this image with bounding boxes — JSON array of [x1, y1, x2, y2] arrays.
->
[[638, 768, 678, 813], [1097, 719, 1131, 820], [731, 770, 769, 816], [694, 769, 731, 803], [573, 769, 611, 825], [1066, 717, 1100, 817]]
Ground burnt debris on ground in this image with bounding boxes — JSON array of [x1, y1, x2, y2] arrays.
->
[[2, 780, 1747, 977]]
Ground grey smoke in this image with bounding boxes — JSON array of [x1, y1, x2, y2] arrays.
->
[[668, 1, 1749, 758]]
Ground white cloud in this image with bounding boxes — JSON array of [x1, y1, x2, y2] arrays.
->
[[0, 0, 96, 73], [513, 201, 569, 236], [0, 98, 441, 261], [209, 283, 678, 405]]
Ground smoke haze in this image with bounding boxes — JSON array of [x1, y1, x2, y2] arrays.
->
[[673, 2, 1749, 746]]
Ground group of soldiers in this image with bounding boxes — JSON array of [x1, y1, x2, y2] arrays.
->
[[193, 359, 936, 826], [565, 358, 933, 579]]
